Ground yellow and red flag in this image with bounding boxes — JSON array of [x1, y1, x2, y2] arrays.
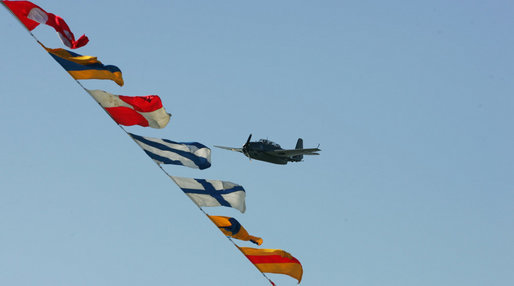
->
[[240, 247, 303, 283]]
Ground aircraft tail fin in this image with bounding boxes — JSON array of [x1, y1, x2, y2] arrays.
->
[[292, 138, 303, 161], [295, 138, 303, 150]]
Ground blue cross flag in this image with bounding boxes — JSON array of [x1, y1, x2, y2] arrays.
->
[[170, 176, 246, 213]]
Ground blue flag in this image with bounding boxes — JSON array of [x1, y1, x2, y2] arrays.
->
[[170, 176, 246, 213], [130, 133, 211, 170]]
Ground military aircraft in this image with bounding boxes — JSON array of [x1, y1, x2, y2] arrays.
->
[[214, 134, 321, 165]]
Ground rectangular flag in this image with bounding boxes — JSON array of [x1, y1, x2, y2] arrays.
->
[[86, 89, 171, 129], [129, 133, 211, 170], [2, 0, 88, 48], [44, 44, 124, 86], [240, 247, 303, 283], [170, 176, 246, 213], [209, 216, 262, 245]]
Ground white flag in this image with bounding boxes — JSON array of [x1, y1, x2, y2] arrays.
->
[[170, 176, 246, 213], [129, 133, 211, 169], [86, 89, 171, 128]]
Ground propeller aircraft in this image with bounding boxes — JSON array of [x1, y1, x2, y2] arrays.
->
[[215, 134, 321, 165]]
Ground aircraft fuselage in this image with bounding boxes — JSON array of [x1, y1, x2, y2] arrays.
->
[[245, 142, 290, 164]]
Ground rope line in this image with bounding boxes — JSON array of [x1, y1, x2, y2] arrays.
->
[[1, 3, 276, 285]]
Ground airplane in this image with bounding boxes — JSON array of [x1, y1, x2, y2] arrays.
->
[[214, 134, 321, 165]]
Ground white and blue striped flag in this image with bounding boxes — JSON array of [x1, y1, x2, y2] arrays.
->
[[129, 133, 211, 170], [170, 176, 246, 213]]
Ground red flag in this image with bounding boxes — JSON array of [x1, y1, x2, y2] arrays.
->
[[86, 89, 171, 129], [2, 1, 88, 49]]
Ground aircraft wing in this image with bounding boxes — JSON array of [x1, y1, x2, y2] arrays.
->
[[214, 145, 244, 153], [268, 148, 321, 157]]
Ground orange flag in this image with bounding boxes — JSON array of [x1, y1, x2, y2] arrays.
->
[[240, 247, 303, 283], [209, 216, 263, 245]]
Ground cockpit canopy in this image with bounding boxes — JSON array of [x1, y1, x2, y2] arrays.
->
[[258, 139, 281, 148]]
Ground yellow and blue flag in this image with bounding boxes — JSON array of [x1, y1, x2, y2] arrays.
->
[[43, 45, 123, 86], [209, 215, 263, 245]]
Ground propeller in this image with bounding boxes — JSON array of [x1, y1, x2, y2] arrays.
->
[[242, 134, 252, 160]]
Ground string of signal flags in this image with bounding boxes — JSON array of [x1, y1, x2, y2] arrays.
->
[[1, 1, 303, 285]]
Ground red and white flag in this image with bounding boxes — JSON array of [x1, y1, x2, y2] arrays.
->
[[86, 89, 171, 129], [2, 0, 88, 49]]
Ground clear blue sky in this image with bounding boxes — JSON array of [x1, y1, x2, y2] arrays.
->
[[1, 1, 513, 285]]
